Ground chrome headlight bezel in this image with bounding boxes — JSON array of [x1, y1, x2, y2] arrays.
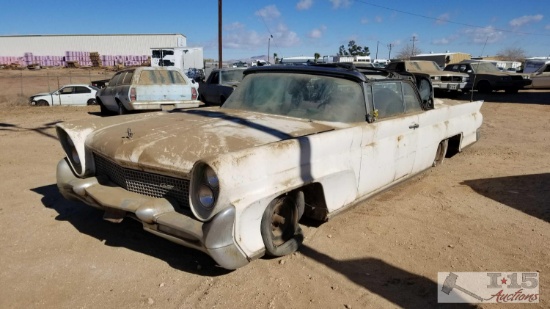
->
[[57, 127, 83, 175], [190, 163, 220, 221]]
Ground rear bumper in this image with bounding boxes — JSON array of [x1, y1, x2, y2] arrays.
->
[[56, 158, 249, 270], [129, 100, 201, 110]]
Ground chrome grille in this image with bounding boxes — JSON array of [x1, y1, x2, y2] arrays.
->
[[441, 76, 463, 82], [94, 154, 190, 211]]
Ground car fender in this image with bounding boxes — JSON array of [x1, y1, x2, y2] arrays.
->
[[231, 168, 358, 259]]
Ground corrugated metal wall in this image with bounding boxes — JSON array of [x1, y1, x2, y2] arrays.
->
[[0, 34, 186, 57]]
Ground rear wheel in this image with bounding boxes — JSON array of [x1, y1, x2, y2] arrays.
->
[[261, 192, 304, 257], [87, 98, 97, 105], [117, 102, 128, 115]]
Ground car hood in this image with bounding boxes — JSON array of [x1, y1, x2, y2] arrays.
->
[[409, 69, 468, 77], [31, 92, 52, 98], [88, 107, 335, 176]]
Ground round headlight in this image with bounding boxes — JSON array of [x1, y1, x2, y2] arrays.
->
[[205, 166, 219, 187], [67, 138, 80, 165], [198, 185, 215, 209]]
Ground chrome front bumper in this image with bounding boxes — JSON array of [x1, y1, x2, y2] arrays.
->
[[56, 158, 249, 270]]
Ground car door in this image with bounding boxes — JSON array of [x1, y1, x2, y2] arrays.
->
[[357, 81, 420, 196], [531, 64, 550, 88], [57, 86, 75, 105], [73, 86, 92, 105]]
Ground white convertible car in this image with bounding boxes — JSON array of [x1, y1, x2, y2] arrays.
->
[[55, 64, 483, 269]]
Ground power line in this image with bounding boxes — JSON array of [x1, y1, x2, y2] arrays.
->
[[356, 0, 550, 37]]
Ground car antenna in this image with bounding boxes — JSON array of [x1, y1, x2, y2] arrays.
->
[[470, 36, 489, 102]]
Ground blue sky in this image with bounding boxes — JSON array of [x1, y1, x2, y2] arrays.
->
[[1, 0, 550, 60]]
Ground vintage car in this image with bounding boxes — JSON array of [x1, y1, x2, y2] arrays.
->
[[96, 67, 200, 115], [55, 64, 483, 269], [198, 68, 246, 105], [30, 84, 99, 106], [386, 60, 469, 97], [444, 60, 531, 93]]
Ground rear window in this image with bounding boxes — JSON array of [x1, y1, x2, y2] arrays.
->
[[74, 86, 91, 94], [136, 70, 187, 85], [121, 71, 134, 85]]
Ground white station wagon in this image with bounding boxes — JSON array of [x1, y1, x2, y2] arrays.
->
[[55, 64, 483, 269], [96, 66, 200, 115]]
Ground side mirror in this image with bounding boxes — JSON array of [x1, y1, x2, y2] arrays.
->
[[53, 91, 59, 95]]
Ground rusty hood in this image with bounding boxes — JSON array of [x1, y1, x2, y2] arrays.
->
[[87, 108, 334, 176]]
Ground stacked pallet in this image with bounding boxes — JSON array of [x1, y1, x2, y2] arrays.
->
[[90, 52, 102, 67]]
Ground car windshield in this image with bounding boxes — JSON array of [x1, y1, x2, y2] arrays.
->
[[470, 62, 501, 73], [222, 72, 366, 122], [221, 70, 245, 83], [410, 61, 441, 71]]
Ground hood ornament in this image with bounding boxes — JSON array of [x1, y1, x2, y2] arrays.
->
[[125, 128, 134, 139]]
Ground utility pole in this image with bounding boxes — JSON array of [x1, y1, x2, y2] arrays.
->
[[387, 43, 393, 60], [218, 0, 222, 68], [268, 35, 273, 64], [375, 41, 379, 59], [411, 35, 418, 57]]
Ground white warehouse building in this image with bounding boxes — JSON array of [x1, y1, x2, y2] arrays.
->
[[0, 34, 187, 67]]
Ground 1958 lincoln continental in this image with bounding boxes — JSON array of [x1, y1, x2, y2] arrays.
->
[[56, 64, 483, 269]]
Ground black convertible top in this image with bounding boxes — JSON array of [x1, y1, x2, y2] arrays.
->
[[243, 63, 404, 83]]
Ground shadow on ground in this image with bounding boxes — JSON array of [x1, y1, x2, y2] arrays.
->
[[31, 184, 231, 276], [300, 245, 477, 308], [461, 173, 550, 223], [453, 90, 550, 105]]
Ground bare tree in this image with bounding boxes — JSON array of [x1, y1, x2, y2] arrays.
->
[[395, 43, 422, 60], [496, 47, 527, 62]]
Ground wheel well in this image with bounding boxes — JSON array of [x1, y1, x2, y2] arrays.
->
[[446, 134, 462, 158], [297, 183, 328, 222]]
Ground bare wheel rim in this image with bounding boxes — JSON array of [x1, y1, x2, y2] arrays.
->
[[270, 197, 295, 247]]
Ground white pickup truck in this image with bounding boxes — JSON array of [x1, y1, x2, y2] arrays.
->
[[55, 64, 483, 269]]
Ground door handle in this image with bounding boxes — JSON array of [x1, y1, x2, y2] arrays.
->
[[409, 123, 419, 129]]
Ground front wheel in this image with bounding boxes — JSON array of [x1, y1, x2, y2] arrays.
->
[[477, 81, 492, 93], [433, 139, 449, 167], [36, 100, 49, 106], [261, 192, 304, 257]]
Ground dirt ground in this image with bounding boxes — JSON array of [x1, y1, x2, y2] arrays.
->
[[0, 68, 549, 309]]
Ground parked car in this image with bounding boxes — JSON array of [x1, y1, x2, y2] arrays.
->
[[96, 67, 200, 115], [29, 84, 98, 106], [444, 60, 531, 93], [386, 60, 469, 97], [198, 68, 246, 105], [55, 64, 483, 269]]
